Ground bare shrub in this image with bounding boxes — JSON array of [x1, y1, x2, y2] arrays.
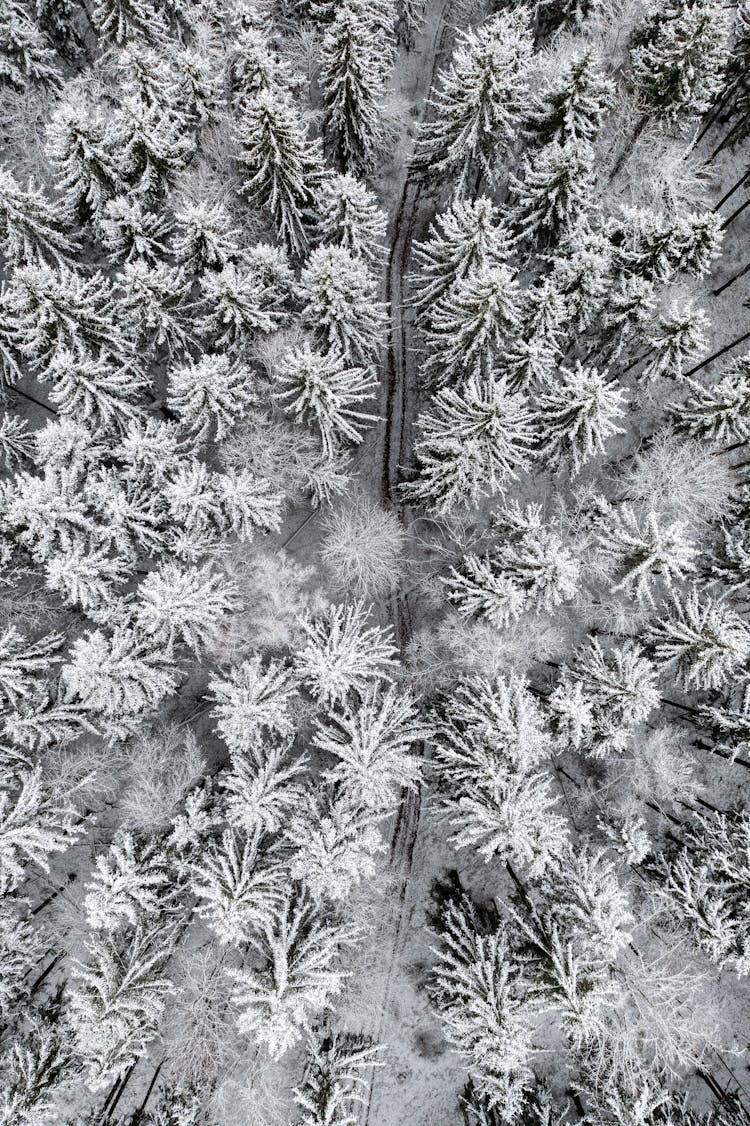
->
[[320, 495, 405, 599]]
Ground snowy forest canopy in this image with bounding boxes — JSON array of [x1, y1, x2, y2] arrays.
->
[[2, 0, 750, 1123]]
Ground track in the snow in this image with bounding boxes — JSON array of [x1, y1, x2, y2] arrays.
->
[[363, 5, 455, 1122]]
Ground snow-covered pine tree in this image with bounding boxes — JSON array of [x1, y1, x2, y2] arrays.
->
[[193, 827, 278, 946], [230, 883, 351, 1058], [237, 89, 322, 256], [525, 49, 614, 146], [300, 245, 385, 366], [445, 503, 580, 626], [0, 625, 63, 708], [430, 898, 537, 1117], [295, 601, 398, 706], [168, 354, 255, 443], [0, 1021, 70, 1126], [62, 626, 178, 721], [46, 93, 122, 223], [311, 685, 424, 812], [652, 809, 750, 975], [550, 638, 660, 755], [599, 275, 656, 358], [275, 341, 378, 458], [42, 346, 146, 432], [410, 10, 533, 195], [97, 195, 171, 264], [536, 843, 635, 964], [320, 0, 386, 174], [5, 262, 128, 370], [286, 791, 384, 902], [84, 831, 170, 932], [133, 563, 237, 657], [629, 0, 730, 126], [316, 172, 387, 266], [0, 412, 32, 468], [432, 674, 568, 873], [165, 460, 283, 557], [598, 506, 697, 603], [410, 196, 512, 320], [648, 589, 750, 691], [222, 739, 306, 836], [405, 373, 534, 513], [197, 262, 284, 353], [0, 168, 73, 266], [172, 199, 241, 273], [71, 920, 175, 1089], [421, 264, 523, 386], [210, 655, 298, 754], [510, 138, 595, 244], [673, 355, 750, 442], [0, 765, 80, 894], [641, 298, 709, 381], [550, 227, 613, 332], [535, 364, 627, 474], [118, 257, 190, 355], [620, 207, 724, 282], [293, 1034, 379, 1126], [0, 0, 59, 90], [92, 0, 168, 46], [110, 95, 193, 200]]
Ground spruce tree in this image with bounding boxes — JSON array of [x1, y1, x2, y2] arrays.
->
[[446, 504, 580, 626], [293, 1034, 379, 1126], [421, 265, 523, 386], [295, 601, 398, 705], [653, 809, 750, 975], [630, 0, 730, 126], [649, 589, 750, 691], [536, 364, 627, 474], [237, 89, 322, 256], [46, 94, 122, 223], [411, 196, 511, 319], [71, 921, 175, 1089], [197, 263, 283, 352], [299, 246, 385, 366], [98, 196, 171, 264], [172, 200, 241, 274], [675, 355, 750, 442], [275, 341, 378, 458], [0, 0, 59, 91], [316, 172, 387, 266], [193, 827, 278, 946], [430, 898, 537, 1117], [311, 685, 424, 812], [410, 10, 533, 195], [0, 168, 73, 266], [209, 655, 298, 754], [511, 139, 595, 244], [552, 638, 660, 754], [525, 49, 614, 147], [641, 299, 709, 381], [598, 506, 697, 603], [406, 374, 534, 513], [230, 884, 351, 1059], [320, 0, 386, 174]]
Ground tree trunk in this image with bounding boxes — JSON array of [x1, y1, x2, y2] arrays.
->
[[721, 193, 750, 230], [714, 168, 750, 211], [130, 1059, 163, 1125], [708, 113, 750, 162], [714, 258, 750, 296], [682, 329, 750, 378], [608, 114, 648, 183]]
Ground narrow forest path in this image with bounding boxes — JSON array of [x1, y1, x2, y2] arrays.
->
[[362, 5, 456, 1123]]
